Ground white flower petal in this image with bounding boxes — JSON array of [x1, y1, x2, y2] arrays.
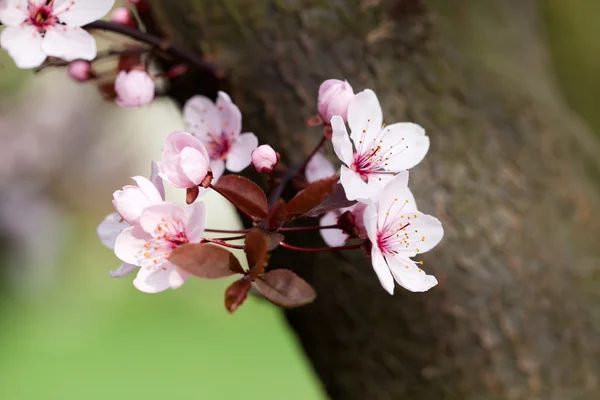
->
[[331, 115, 353, 166], [340, 166, 375, 202], [319, 211, 348, 247], [133, 264, 172, 293], [347, 89, 383, 146], [216, 91, 242, 137], [114, 226, 149, 265], [405, 212, 444, 254], [168, 265, 189, 290], [131, 176, 163, 205], [97, 212, 129, 249], [139, 204, 186, 237], [53, 0, 115, 26], [179, 147, 210, 185], [0, 0, 28, 26], [371, 246, 395, 295], [363, 203, 378, 244], [0, 25, 46, 68], [379, 122, 429, 171], [150, 161, 166, 200], [110, 262, 138, 278], [375, 177, 418, 229], [226, 132, 258, 172], [305, 152, 336, 183], [210, 159, 225, 183], [183, 95, 221, 143], [184, 201, 206, 243], [387, 255, 437, 292], [42, 25, 96, 61]]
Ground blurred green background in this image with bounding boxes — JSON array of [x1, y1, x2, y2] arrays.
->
[[1, 1, 600, 399]]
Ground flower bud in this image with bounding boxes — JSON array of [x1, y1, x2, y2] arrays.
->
[[317, 79, 355, 123], [114, 70, 155, 108], [251, 145, 279, 173], [157, 131, 213, 189], [126, 0, 149, 12], [110, 7, 137, 29], [67, 60, 93, 82]]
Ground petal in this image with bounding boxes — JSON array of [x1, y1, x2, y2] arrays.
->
[[348, 89, 383, 146], [371, 246, 395, 295], [340, 166, 375, 202], [319, 212, 348, 247], [404, 212, 444, 254], [183, 95, 221, 143], [225, 132, 258, 172], [139, 203, 186, 237], [42, 26, 96, 62], [168, 265, 189, 289], [364, 170, 410, 199], [97, 212, 129, 249], [378, 122, 430, 171], [150, 161, 166, 200], [375, 176, 418, 230], [133, 263, 172, 294], [114, 226, 149, 265], [210, 159, 225, 183], [216, 91, 242, 137], [305, 152, 337, 183], [363, 203, 379, 244], [387, 255, 437, 292], [166, 130, 209, 157], [53, 0, 115, 26], [0, 25, 46, 68], [110, 262, 138, 278], [184, 201, 206, 243], [113, 186, 150, 225], [331, 115, 353, 166], [131, 176, 163, 204], [179, 147, 210, 186], [0, 0, 28, 26]]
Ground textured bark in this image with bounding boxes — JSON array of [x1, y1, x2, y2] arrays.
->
[[151, 1, 600, 399]]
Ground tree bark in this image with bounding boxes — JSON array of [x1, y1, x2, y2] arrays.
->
[[151, 0, 600, 399]]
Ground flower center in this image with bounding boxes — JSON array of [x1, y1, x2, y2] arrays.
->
[[207, 135, 232, 160], [28, 2, 58, 31], [141, 218, 188, 269], [352, 145, 384, 180]]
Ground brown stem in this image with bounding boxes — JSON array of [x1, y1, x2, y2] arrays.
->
[[279, 242, 362, 253]]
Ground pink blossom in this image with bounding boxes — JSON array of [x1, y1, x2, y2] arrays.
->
[[184, 91, 258, 177], [114, 70, 155, 108], [114, 202, 206, 293], [319, 203, 366, 247], [0, 0, 115, 69], [157, 130, 213, 189], [251, 144, 278, 173], [305, 151, 336, 183], [110, 6, 136, 28], [318, 79, 355, 123], [67, 60, 93, 82], [363, 174, 443, 294], [332, 89, 428, 202]]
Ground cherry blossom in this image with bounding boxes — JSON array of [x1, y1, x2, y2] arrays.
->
[[0, 0, 115, 69], [114, 70, 155, 108], [251, 144, 278, 173], [363, 174, 443, 294], [67, 60, 93, 82], [318, 79, 355, 123], [114, 202, 206, 293], [184, 91, 258, 178], [331, 89, 429, 202], [157, 130, 213, 189], [305, 151, 337, 184]]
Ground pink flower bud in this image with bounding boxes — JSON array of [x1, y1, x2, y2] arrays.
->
[[67, 60, 93, 82], [251, 145, 279, 173], [110, 7, 137, 29], [156, 131, 212, 189], [317, 79, 355, 123], [126, 0, 149, 12], [114, 70, 155, 108]]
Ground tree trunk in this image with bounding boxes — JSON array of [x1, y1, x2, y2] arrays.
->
[[151, 0, 600, 399]]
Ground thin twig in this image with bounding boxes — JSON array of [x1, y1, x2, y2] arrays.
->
[[279, 242, 361, 253]]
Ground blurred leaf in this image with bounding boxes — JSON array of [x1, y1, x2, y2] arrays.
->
[[170, 243, 244, 278], [286, 177, 337, 219], [266, 199, 289, 229], [186, 186, 200, 204], [225, 278, 251, 313], [213, 175, 268, 219], [266, 232, 284, 252], [245, 229, 269, 278], [304, 183, 356, 217], [255, 270, 316, 308]]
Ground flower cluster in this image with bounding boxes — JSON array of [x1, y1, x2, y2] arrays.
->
[[95, 78, 443, 312]]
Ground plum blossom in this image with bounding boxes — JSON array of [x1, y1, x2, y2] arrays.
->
[[318, 79, 355, 123], [363, 174, 443, 294], [319, 204, 367, 247], [114, 202, 206, 293], [67, 60, 93, 82], [0, 0, 115, 69], [251, 144, 278, 173], [114, 70, 155, 108], [157, 131, 213, 189], [184, 91, 258, 178], [332, 89, 429, 203], [305, 151, 337, 184]]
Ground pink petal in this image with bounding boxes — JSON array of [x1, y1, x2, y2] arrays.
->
[[347, 89, 383, 146], [180, 147, 210, 185], [387, 255, 437, 292], [114, 226, 149, 265], [216, 91, 242, 137], [139, 203, 186, 237], [97, 212, 129, 249], [371, 247, 395, 295], [0, 25, 46, 68], [379, 122, 429, 171], [42, 25, 96, 62], [113, 185, 150, 225], [375, 177, 418, 230], [0, 0, 28, 26], [403, 212, 444, 254], [331, 115, 353, 166], [183, 96, 220, 142], [110, 262, 138, 278], [52, 0, 115, 27], [184, 201, 206, 243], [210, 159, 225, 183], [133, 264, 172, 293], [340, 166, 374, 202], [225, 132, 258, 172], [168, 265, 189, 289], [131, 176, 163, 204], [305, 152, 336, 184], [319, 212, 348, 247], [150, 161, 165, 200]]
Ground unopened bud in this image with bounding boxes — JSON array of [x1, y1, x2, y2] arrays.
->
[[251, 145, 279, 174], [67, 60, 94, 82], [317, 79, 355, 124], [126, 0, 149, 13], [111, 7, 138, 29], [114, 70, 155, 108]]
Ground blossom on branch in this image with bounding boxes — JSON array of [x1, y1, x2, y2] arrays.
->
[[184, 91, 258, 178], [363, 174, 443, 294], [331, 89, 428, 202], [251, 144, 279, 173], [114, 70, 155, 108], [318, 79, 355, 124], [157, 131, 213, 189], [0, 0, 115, 68]]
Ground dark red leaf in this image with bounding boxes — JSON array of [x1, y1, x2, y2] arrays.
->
[[169, 243, 244, 278], [225, 278, 251, 313], [286, 176, 338, 219], [212, 175, 268, 219], [304, 183, 356, 217], [245, 229, 270, 278], [266, 199, 289, 229], [186, 186, 200, 204], [254, 269, 316, 308]]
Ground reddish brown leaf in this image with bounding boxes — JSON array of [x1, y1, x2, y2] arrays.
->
[[169, 243, 244, 278], [266, 232, 284, 251], [245, 229, 270, 278], [254, 269, 316, 308], [286, 177, 338, 219], [225, 278, 251, 313], [186, 186, 200, 204], [305, 183, 356, 217], [266, 199, 289, 229], [212, 175, 268, 219]]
